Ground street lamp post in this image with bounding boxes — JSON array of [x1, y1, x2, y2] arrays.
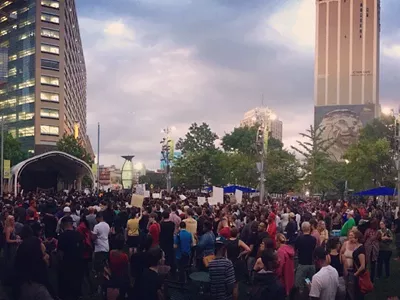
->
[[161, 127, 174, 193], [0, 115, 4, 196], [394, 109, 400, 207]]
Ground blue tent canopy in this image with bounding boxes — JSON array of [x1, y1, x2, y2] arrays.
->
[[353, 187, 398, 196], [205, 185, 258, 193]]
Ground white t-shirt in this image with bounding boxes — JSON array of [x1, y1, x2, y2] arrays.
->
[[309, 265, 339, 300], [93, 221, 110, 253]]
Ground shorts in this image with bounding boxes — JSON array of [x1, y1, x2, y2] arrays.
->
[[127, 235, 140, 248]]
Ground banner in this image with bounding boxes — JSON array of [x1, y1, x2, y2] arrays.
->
[[131, 194, 144, 208], [210, 186, 224, 205], [168, 139, 175, 161], [235, 189, 243, 204], [3, 159, 10, 179]]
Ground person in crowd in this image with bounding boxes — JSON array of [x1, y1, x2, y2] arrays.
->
[[295, 222, 317, 291], [56, 206, 71, 234], [218, 217, 231, 239], [209, 237, 236, 300], [107, 234, 130, 300], [248, 221, 268, 275], [174, 221, 193, 282], [86, 207, 97, 231], [197, 220, 215, 270], [327, 237, 344, 277], [318, 220, 329, 246], [309, 246, 339, 300], [341, 210, 355, 237], [276, 233, 295, 296], [92, 211, 111, 282], [3, 215, 21, 277], [133, 247, 165, 300], [310, 218, 322, 246], [352, 230, 367, 300], [148, 212, 161, 248], [240, 212, 256, 244], [267, 213, 277, 246], [131, 234, 153, 279], [126, 207, 141, 256], [14, 237, 54, 300], [226, 227, 250, 297], [183, 208, 197, 244], [57, 216, 84, 300], [77, 214, 94, 293], [160, 210, 175, 274], [251, 250, 286, 300], [285, 212, 297, 245], [169, 203, 182, 233], [377, 220, 393, 279], [364, 218, 379, 282], [394, 215, 400, 261]]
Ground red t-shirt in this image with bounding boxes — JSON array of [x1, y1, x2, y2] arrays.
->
[[149, 222, 160, 247], [109, 250, 129, 277], [219, 227, 231, 239]]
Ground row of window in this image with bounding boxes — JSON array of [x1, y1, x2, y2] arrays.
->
[[41, 0, 60, 9], [41, 75, 59, 86], [41, 28, 59, 40], [41, 43, 59, 55], [0, 109, 59, 123], [41, 13, 59, 25]]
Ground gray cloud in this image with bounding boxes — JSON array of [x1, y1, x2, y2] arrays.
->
[[77, 0, 400, 169]]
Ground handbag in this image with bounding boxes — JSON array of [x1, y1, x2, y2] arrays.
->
[[355, 260, 373, 294]]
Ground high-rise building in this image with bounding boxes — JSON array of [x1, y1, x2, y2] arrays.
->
[[240, 107, 283, 142], [0, 0, 92, 156], [314, 0, 381, 161]]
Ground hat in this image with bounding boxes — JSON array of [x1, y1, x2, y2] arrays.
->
[[63, 207, 71, 213], [215, 236, 228, 247]]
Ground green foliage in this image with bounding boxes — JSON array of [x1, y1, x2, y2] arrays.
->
[[291, 125, 336, 195], [176, 122, 218, 154], [221, 126, 258, 155], [139, 171, 167, 189], [266, 148, 300, 194], [56, 134, 94, 165], [3, 133, 29, 166]]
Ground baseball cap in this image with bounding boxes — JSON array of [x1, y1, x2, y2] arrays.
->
[[63, 207, 71, 213], [215, 236, 228, 247]]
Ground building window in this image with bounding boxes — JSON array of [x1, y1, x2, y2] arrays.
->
[[41, 43, 59, 55], [3, 114, 16, 122], [0, 98, 16, 108], [8, 129, 16, 138], [40, 125, 59, 136], [41, 75, 59, 86], [19, 94, 35, 104], [18, 112, 34, 120], [40, 108, 59, 119], [41, 91, 59, 102], [19, 126, 35, 137], [41, 0, 60, 9], [41, 13, 59, 24], [19, 17, 35, 28], [8, 67, 16, 77], [41, 59, 59, 71], [18, 48, 35, 58], [41, 28, 59, 39], [18, 79, 35, 89], [8, 54, 16, 61], [18, 31, 34, 41]]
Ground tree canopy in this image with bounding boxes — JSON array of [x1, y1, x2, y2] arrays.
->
[[176, 122, 218, 154], [56, 134, 94, 165], [3, 133, 29, 166]]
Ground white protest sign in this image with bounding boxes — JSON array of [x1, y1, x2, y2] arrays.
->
[[179, 195, 187, 200], [135, 184, 145, 195], [197, 197, 206, 206], [210, 186, 223, 205], [153, 193, 161, 199], [131, 194, 144, 208], [144, 190, 150, 198], [235, 189, 243, 204]]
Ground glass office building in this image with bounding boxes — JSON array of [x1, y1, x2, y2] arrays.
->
[[0, 0, 92, 155]]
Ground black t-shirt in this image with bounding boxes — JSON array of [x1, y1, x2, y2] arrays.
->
[[134, 268, 162, 300], [395, 219, 400, 234], [295, 234, 317, 265], [139, 214, 149, 234], [42, 214, 57, 238], [160, 221, 175, 249], [58, 229, 84, 267], [353, 245, 366, 269], [130, 251, 150, 278]]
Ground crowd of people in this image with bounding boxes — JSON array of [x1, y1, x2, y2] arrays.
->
[[0, 190, 399, 300]]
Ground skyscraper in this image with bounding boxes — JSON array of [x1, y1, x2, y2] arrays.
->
[[314, 0, 381, 161], [240, 107, 283, 142], [0, 0, 92, 155]]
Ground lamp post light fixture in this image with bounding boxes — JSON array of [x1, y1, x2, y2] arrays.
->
[[161, 126, 175, 193], [121, 155, 135, 191]]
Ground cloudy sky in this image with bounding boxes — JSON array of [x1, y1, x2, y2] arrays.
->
[[76, 0, 400, 170]]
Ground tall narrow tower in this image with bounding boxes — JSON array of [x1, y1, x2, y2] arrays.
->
[[314, 0, 381, 161]]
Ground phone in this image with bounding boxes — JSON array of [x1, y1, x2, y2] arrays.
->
[[305, 278, 311, 284]]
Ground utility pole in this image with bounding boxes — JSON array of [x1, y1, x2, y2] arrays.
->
[[395, 109, 400, 207], [256, 108, 269, 203], [161, 127, 173, 193], [97, 122, 100, 191]]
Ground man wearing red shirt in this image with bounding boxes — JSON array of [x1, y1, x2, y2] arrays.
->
[[149, 213, 160, 248]]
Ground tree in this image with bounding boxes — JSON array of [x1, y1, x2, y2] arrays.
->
[[266, 148, 300, 194], [291, 125, 336, 195], [57, 134, 94, 165], [3, 133, 29, 166], [221, 126, 258, 155], [176, 122, 218, 154], [139, 171, 167, 189]]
